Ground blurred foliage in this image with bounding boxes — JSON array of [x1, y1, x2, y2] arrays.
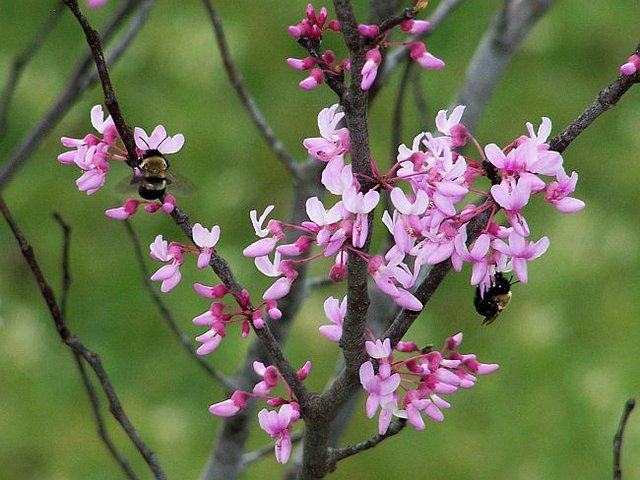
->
[[0, 0, 639, 479]]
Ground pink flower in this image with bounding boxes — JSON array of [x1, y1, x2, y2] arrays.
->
[[149, 235, 184, 292], [258, 403, 299, 464], [361, 47, 382, 91], [545, 170, 585, 213], [359, 361, 401, 433], [299, 68, 324, 91], [192, 223, 221, 269], [134, 125, 184, 154], [365, 338, 392, 360], [492, 232, 549, 283], [434, 106, 467, 147], [409, 42, 445, 70], [303, 104, 350, 161], [319, 296, 346, 342], [619, 54, 640, 75], [87, 0, 108, 7], [400, 19, 431, 35], [209, 391, 249, 417]]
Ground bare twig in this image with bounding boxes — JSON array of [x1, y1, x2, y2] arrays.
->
[[0, 1, 64, 138], [330, 418, 407, 465], [0, 195, 166, 479], [0, 0, 154, 188], [614, 398, 636, 480], [122, 220, 236, 390], [51, 212, 139, 478], [73, 355, 140, 480], [201, 0, 300, 178]]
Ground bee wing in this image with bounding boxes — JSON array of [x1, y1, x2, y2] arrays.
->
[[114, 171, 143, 194], [165, 170, 194, 196]]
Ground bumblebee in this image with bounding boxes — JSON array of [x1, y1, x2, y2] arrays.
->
[[474, 272, 514, 325], [133, 149, 171, 200]]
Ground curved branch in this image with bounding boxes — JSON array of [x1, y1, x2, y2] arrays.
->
[[201, 0, 300, 177], [0, 195, 166, 479]]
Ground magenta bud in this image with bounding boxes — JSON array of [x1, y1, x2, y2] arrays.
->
[[327, 19, 340, 31], [297, 360, 312, 380], [357, 24, 380, 38]]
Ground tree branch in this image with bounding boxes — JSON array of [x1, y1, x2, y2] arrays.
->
[[613, 398, 636, 480], [0, 195, 166, 479], [201, 0, 300, 178]]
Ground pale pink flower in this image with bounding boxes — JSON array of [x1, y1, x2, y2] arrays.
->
[[258, 403, 299, 464], [492, 232, 549, 283], [409, 42, 445, 69], [149, 235, 184, 292], [209, 391, 249, 417], [545, 170, 585, 213], [134, 125, 184, 154], [400, 19, 431, 35], [365, 338, 392, 360], [319, 296, 346, 342], [303, 104, 350, 161], [359, 362, 401, 425], [87, 0, 108, 7], [192, 223, 221, 269], [361, 47, 382, 91]]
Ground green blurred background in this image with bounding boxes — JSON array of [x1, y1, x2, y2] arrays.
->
[[0, 0, 639, 478]]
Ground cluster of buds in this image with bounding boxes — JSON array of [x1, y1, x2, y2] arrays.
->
[[287, 4, 444, 92], [209, 360, 311, 463], [359, 333, 497, 434], [244, 103, 584, 312], [287, 4, 342, 91], [58, 105, 184, 218]]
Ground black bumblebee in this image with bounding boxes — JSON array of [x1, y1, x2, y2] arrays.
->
[[135, 149, 170, 200], [120, 139, 191, 200], [474, 272, 514, 325]]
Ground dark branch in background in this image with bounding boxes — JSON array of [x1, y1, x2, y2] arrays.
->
[[63, 0, 138, 164], [330, 418, 407, 466], [412, 70, 430, 130], [122, 220, 236, 391], [0, 195, 166, 479], [613, 398, 636, 480], [0, 0, 154, 188], [0, 1, 64, 139], [201, 0, 300, 178], [453, 0, 558, 133], [241, 431, 304, 467], [52, 213, 139, 479]]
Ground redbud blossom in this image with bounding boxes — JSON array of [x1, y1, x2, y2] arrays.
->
[[192, 223, 221, 269], [258, 403, 299, 464], [299, 69, 324, 91], [409, 42, 445, 69], [400, 19, 431, 35], [357, 24, 380, 38], [134, 125, 184, 154], [620, 54, 640, 75], [318, 295, 346, 342], [360, 47, 382, 91]]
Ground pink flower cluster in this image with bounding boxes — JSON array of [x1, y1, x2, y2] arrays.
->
[[287, 4, 443, 92], [359, 333, 497, 434], [148, 223, 220, 293], [58, 105, 184, 218], [209, 360, 311, 463], [620, 53, 640, 76], [287, 4, 342, 91], [244, 103, 584, 311]]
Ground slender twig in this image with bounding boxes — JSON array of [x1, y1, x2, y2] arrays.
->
[[330, 418, 407, 466], [201, 0, 300, 178], [0, 1, 64, 138], [73, 354, 140, 480], [63, 0, 138, 164], [51, 212, 138, 478], [0, 0, 153, 188], [412, 70, 430, 131], [52, 212, 72, 317], [614, 398, 636, 480], [0, 195, 166, 480], [122, 220, 236, 391]]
